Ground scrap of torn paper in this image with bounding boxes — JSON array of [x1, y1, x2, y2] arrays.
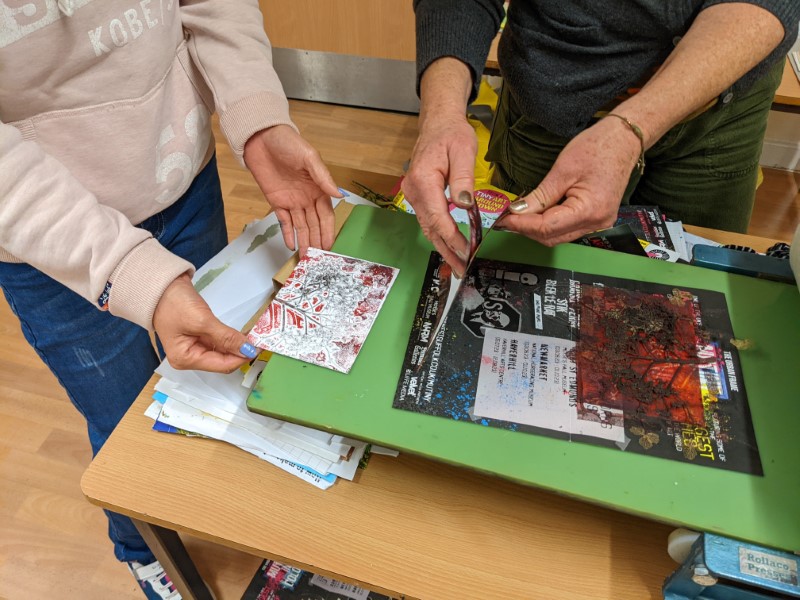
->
[[247, 248, 399, 374]]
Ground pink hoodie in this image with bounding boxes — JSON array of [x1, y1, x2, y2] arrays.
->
[[0, 0, 294, 329]]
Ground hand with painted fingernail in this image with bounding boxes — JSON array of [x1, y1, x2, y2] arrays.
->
[[403, 57, 476, 276], [244, 125, 343, 256], [153, 273, 255, 373], [501, 115, 643, 246]]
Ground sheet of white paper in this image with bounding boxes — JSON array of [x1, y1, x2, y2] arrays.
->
[[199, 253, 280, 320], [157, 397, 336, 488], [155, 379, 348, 465], [241, 360, 267, 389], [277, 423, 352, 458], [193, 213, 281, 290], [157, 395, 299, 461], [324, 444, 366, 481], [684, 231, 722, 261], [472, 329, 625, 443], [144, 400, 162, 420], [308, 574, 371, 600], [214, 293, 272, 332], [154, 364, 355, 461], [155, 364, 247, 414], [369, 446, 400, 457], [157, 395, 365, 480], [665, 221, 690, 262]]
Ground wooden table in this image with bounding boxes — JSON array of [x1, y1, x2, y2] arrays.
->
[[80, 171, 783, 600], [775, 59, 800, 111], [82, 381, 681, 600]]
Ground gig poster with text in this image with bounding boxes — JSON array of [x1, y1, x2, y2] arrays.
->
[[393, 254, 762, 474]]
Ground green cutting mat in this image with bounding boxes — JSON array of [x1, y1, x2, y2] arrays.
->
[[249, 206, 800, 551]]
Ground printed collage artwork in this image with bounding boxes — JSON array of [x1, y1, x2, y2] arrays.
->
[[393, 254, 761, 474], [248, 248, 398, 374]]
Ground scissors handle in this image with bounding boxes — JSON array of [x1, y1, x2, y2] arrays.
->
[[466, 201, 483, 262]]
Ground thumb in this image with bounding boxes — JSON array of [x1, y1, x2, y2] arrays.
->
[[307, 151, 343, 198], [205, 318, 260, 360], [509, 168, 570, 215], [447, 143, 476, 209]]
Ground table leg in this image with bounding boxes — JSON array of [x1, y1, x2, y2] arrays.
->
[[132, 518, 215, 600]]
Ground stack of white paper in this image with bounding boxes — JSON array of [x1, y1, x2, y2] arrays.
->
[[147, 362, 368, 490], [145, 192, 398, 490]]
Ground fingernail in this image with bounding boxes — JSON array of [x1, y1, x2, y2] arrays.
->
[[509, 199, 528, 214], [456, 248, 468, 261], [457, 191, 474, 207], [240, 342, 258, 359]]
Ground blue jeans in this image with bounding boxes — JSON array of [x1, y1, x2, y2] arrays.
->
[[0, 156, 228, 562]]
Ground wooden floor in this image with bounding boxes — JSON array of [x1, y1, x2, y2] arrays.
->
[[749, 166, 800, 241], [0, 100, 797, 600]]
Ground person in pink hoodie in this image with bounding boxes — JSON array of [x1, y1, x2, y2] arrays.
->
[[0, 1, 339, 596]]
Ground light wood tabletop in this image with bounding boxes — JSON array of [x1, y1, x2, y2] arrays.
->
[[82, 381, 679, 600], [683, 224, 782, 253], [80, 170, 787, 599], [775, 59, 800, 108]]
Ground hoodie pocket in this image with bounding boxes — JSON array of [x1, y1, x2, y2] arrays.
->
[[7, 41, 214, 224]]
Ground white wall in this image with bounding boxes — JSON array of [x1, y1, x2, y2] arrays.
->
[[760, 110, 800, 172]]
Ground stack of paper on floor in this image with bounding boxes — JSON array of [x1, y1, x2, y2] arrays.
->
[[145, 192, 398, 490]]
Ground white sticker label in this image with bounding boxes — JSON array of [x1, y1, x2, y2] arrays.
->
[[309, 574, 371, 600], [739, 547, 798, 586], [472, 329, 625, 442]]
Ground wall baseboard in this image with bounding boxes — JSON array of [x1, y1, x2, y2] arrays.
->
[[272, 48, 420, 114], [759, 138, 800, 172]]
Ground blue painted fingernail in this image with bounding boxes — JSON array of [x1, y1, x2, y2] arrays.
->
[[240, 342, 258, 359]]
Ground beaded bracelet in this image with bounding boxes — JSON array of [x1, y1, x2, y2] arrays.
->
[[606, 113, 646, 175]]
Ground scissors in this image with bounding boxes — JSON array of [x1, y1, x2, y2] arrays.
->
[[418, 202, 512, 366]]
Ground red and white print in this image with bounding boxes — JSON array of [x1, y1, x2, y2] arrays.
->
[[247, 248, 398, 373]]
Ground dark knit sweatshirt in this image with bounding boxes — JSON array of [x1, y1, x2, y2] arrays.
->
[[414, 0, 800, 137]]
